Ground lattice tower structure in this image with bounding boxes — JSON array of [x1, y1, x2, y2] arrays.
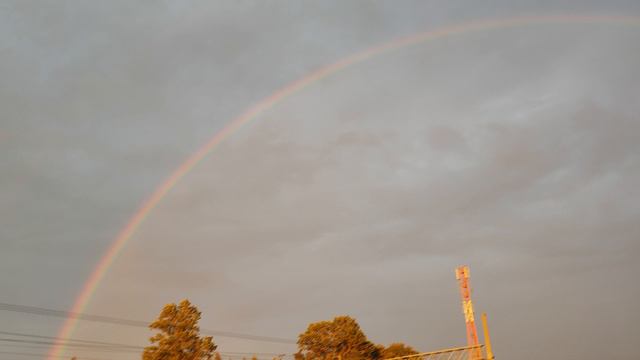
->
[[455, 266, 482, 360]]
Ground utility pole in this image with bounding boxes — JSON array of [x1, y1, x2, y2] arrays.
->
[[481, 313, 495, 360]]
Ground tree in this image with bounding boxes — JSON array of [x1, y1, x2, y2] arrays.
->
[[143, 299, 217, 360], [380, 343, 418, 359], [297, 316, 380, 360]]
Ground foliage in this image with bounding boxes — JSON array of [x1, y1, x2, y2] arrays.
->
[[380, 343, 418, 359], [296, 316, 380, 360], [143, 299, 217, 360]]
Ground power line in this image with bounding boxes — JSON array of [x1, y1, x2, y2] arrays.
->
[[0, 350, 116, 360], [0, 348, 285, 360], [0, 343, 136, 353], [0, 331, 139, 349], [0, 338, 139, 352], [0, 342, 289, 358], [0, 334, 141, 355], [0, 302, 295, 344], [0, 337, 290, 356], [0, 330, 294, 357]]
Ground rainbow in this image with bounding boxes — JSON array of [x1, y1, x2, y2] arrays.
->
[[49, 14, 640, 359]]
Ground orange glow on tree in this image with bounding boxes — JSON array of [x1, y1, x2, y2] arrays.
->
[[143, 299, 217, 360]]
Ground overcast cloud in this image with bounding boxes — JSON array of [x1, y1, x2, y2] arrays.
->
[[2, 2, 640, 360]]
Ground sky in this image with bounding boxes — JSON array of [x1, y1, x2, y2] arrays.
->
[[1, 1, 640, 360]]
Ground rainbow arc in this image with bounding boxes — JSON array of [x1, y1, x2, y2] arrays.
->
[[49, 14, 640, 360]]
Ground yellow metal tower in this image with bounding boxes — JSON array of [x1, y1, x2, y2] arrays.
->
[[481, 313, 495, 360]]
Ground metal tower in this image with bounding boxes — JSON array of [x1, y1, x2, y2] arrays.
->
[[455, 266, 482, 360]]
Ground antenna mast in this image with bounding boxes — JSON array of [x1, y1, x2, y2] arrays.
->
[[455, 266, 481, 360]]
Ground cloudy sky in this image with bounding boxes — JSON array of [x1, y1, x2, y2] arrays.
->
[[2, 1, 640, 360]]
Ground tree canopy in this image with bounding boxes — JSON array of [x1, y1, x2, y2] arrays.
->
[[143, 299, 217, 360], [296, 316, 380, 360], [380, 343, 418, 359], [140, 304, 418, 360]]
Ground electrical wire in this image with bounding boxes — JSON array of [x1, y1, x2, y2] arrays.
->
[[0, 331, 139, 349], [0, 330, 294, 357], [0, 350, 116, 360], [0, 302, 295, 344], [0, 338, 140, 352]]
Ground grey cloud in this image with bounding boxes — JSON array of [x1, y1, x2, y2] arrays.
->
[[90, 25, 640, 359], [2, 2, 640, 360]]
